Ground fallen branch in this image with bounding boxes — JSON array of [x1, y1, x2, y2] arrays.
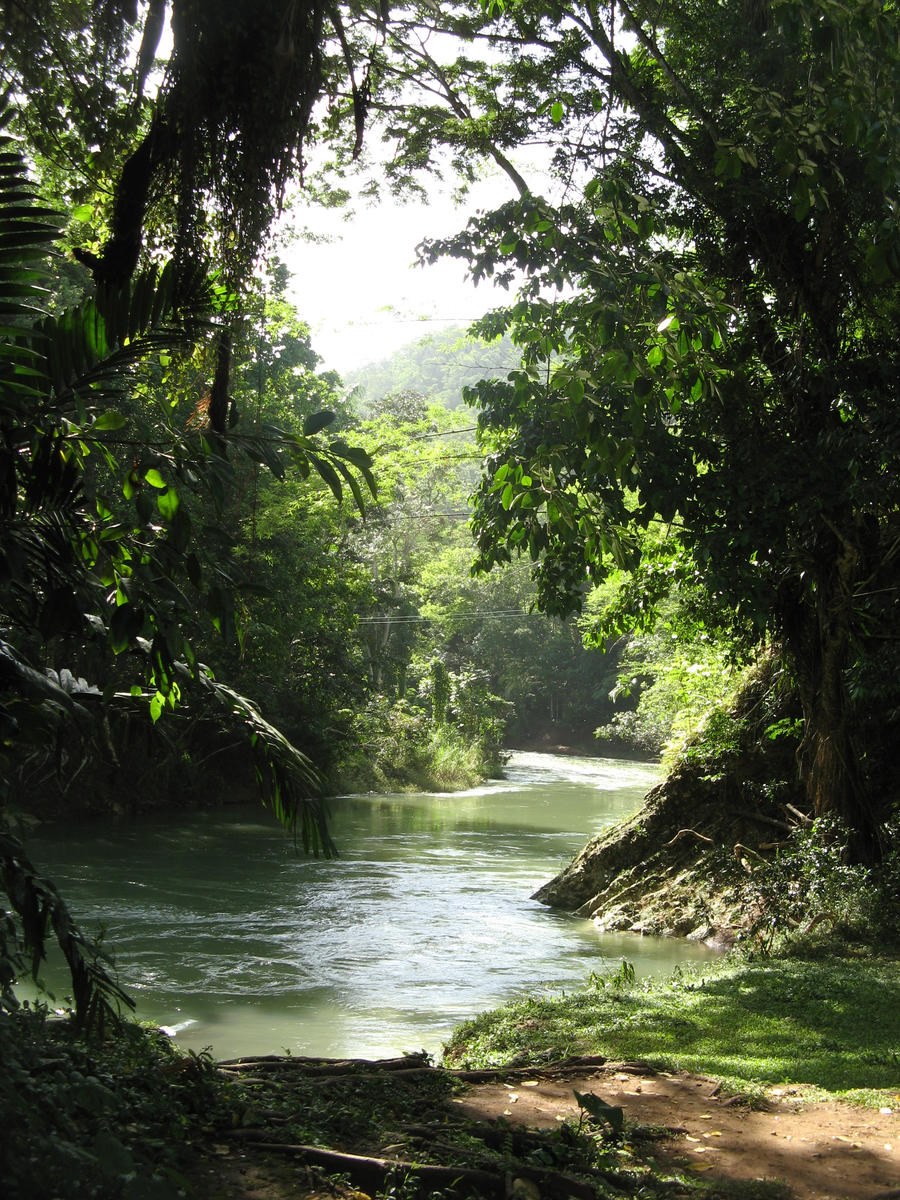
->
[[783, 803, 812, 826], [222, 1134, 602, 1200], [226, 1137, 502, 1196]]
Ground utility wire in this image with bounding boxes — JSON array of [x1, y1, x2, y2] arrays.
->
[[356, 609, 551, 623]]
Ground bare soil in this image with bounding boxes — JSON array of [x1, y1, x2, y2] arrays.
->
[[189, 1057, 899, 1200], [454, 1062, 899, 1200]]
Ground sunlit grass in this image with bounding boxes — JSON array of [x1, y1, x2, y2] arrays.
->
[[443, 954, 900, 1104]]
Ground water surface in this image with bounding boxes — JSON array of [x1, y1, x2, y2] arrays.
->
[[28, 751, 718, 1058]]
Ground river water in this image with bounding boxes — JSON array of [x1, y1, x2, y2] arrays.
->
[[28, 751, 718, 1059]]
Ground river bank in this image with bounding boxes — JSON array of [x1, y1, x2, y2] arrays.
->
[[8, 744, 899, 1198], [4, 947, 898, 1200]]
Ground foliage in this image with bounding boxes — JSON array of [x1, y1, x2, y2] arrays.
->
[[420, 547, 622, 747], [0, 1007, 227, 1200], [340, 696, 498, 793], [345, 327, 520, 410], [744, 817, 900, 953], [591, 591, 743, 758], [444, 952, 900, 1104], [401, 0, 900, 860], [0, 832, 132, 1033], [0, 93, 373, 817], [0, 0, 381, 289], [0, 94, 379, 1020]]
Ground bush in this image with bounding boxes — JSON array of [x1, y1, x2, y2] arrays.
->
[[745, 818, 900, 952], [0, 1007, 223, 1199]]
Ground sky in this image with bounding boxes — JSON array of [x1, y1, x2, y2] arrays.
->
[[282, 174, 520, 377]]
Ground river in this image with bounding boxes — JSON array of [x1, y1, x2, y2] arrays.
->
[[27, 751, 719, 1059]]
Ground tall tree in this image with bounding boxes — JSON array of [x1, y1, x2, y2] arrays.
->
[[387, 0, 900, 859], [0, 4, 381, 1016]]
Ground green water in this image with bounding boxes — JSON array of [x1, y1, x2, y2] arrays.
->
[[27, 751, 719, 1059]]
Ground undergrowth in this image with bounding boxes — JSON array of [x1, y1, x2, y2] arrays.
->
[[0, 1005, 226, 1200], [338, 712, 502, 794]]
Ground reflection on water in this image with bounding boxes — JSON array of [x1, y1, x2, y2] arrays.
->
[[26, 751, 719, 1059]]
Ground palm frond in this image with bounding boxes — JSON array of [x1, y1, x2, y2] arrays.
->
[[200, 674, 336, 857], [0, 829, 134, 1032]]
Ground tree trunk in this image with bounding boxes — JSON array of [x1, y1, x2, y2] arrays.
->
[[789, 536, 882, 863]]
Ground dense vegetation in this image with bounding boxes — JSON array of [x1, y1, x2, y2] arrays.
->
[[345, 327, 519, 410], [1, 2, 899, 1197]]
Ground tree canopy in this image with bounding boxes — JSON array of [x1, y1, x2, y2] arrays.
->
[[397, 0, 900, 860]]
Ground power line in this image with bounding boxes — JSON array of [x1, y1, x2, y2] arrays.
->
[[356, 609, 548, 624]]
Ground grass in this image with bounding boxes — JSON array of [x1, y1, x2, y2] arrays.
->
[[443, 950, 900, 1105], [8, 968, 870, 1200]]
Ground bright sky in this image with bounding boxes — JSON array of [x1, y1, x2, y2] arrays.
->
[[282, 174, 520, 377]]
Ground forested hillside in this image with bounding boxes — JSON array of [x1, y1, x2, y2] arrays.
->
[[345, 327, 519, 409]]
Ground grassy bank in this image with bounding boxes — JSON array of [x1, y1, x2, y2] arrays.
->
[[444, 949, 900, 1106], [5, 946, 898, 1199], [337, 722, 504, 794]]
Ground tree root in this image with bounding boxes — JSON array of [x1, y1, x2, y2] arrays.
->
[[664, 828, 714, 847], [217, 1052, 429, 1075]]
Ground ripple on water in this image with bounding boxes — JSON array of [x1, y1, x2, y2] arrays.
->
[[25, 751, 720, 1059]]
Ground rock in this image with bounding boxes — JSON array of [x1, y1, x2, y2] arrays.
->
[[705, 929, 737, 951], [687, 924, 714, 941]]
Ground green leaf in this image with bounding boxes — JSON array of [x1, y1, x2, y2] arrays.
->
[[144, 467, 166, 489], [92, 410, 126, 431], [567, 377, 585, 403], [303, 410, 337, 435], [309, 453, 343, 502], [157, 487, 180, 520], [573, 1090, 625, 1137]]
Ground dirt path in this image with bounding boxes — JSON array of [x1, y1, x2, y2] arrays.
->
[[195, 1056, 899, 1200], [454, 1062, 899, 1199]]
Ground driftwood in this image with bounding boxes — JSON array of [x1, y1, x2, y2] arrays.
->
[[215, 1052, 611, 1084]]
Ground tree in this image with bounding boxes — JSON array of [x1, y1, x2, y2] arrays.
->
[[0, 0, 380, 1014], [1, 1, 384, 289], [400, 0, 900, 861], [420, 547, 621, 746], [345, 328, 520, 410]]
